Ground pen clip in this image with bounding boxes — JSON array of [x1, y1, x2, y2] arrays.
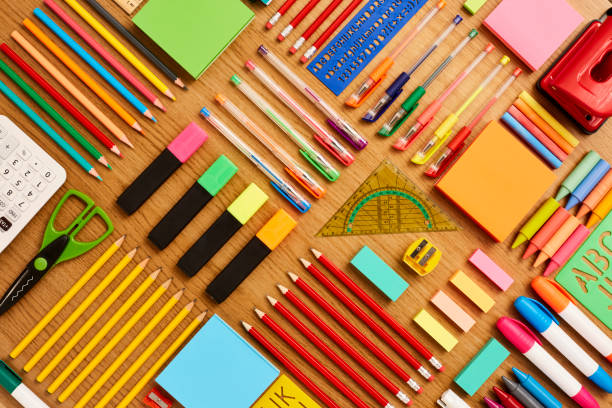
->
[[363, 72, 410, 122], [270, 181, 310, 213], [346, 57, 394, 107], [298, 149, 338, 181], [312, 133, 354, 166], [284, 167, 324, 199], [523, 297, 560, 325]]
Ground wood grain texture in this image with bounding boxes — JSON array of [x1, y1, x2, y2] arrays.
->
[[0, 0, 610, 407]]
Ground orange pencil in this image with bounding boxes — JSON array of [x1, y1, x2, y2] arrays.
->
[[513, 98, 573, 155], [22, 18, 143, 134], [577, 171, 612, 218], [523, 207, 570, 259], [533, 215, 580, 267]]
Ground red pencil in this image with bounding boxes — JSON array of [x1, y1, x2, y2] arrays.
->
[[289, 0, 343, 54], [255, 308, 372, 408], [242, 321, 341, 408], [278, 0, 323, 42], [493, 387, 526, 408], [311, 248, 445, 372], [0, 43, 122, 157], [301, 258, 431, 381], [301, 0, 364, 63], [281, 277, 421, 392], [266, 0, 299, 29], [270, 294, 415, 401]]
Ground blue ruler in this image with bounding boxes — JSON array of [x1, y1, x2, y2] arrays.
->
[[307, 0, 429, 96]]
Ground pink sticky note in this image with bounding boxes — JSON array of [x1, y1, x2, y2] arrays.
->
[[483, 0, 582, 71], [469, 249, 514, 291], [430, 290, 476, 333]]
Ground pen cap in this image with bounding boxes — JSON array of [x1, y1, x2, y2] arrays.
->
[[167, 122, 208, 163], [514, 297, 559, 332], [0, 360, 20, 393], [438, 389, 471, 408], [531, 276, 573, 312], [227, 183, 269, 225], [197, 155, 238, 196], [256, 209, 297, 250], [496, 316, 542, 353]]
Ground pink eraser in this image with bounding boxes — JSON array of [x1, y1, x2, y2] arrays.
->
[[167, 122, 208, 163], [468, 249, 514, 291], [430, 290, 476, 332]]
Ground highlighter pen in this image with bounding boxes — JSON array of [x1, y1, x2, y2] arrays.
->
[[556, 151, 601, 201], [178, 184, 268, 277], [347, 1, 446, 107], [426, 67, 522, 177], [216, 93, 325, 199], [515, 296, 612, 393], [565, 159, 611, 210], [379, 29, 478, 137], [201, 107, 311, 213], [245, 60, 354, 166], [492, 386, 526, 408], [257, 45, 367, 150], [512, 368, 562, 408], [512, 198, 560, 249], [394, 43, 495, 151], [413, 55, 509, 164], [501, 377, 545, 408], [231, 75, 339, 181], [0, 361, 49, 408], [207, 209, 297, 303], [362, 14, 461, 121], [531, 277, 612, 363]]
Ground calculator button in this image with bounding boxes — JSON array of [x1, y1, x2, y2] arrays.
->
[[24, 189, 36, 201], [22, 168, 34, 180], [30, 157, 43, 171], [32, 177, 45, 192], [2, 186, 15, 200], [11, 176, 25, 191], [0, 124, 7, 140], [41, 168, 55, 182], [9, 156, 22, 170], [15, 199, 28, 212], [1, 166, 12, 180], [7, 207, 19, 221], [0, 197, 7, 210], [17, 147, 31, 160], [0, 137, 18, 159], [0, 216, 11, 231]]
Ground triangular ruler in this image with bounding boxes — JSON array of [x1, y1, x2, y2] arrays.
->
[[317, 160, 459, 237]]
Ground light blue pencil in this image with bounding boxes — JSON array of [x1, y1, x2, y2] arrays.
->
[[34, 8, 156, 122], [0, 76, 101, 180]]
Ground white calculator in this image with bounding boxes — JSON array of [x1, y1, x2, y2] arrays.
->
[[0, 115, 66, 253]]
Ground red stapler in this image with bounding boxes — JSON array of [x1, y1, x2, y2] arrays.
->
[[539, 8, 612, 134]]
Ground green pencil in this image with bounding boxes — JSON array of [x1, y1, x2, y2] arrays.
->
[[0, 56, 110, 169]]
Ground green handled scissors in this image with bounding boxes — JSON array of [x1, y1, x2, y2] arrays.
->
[[0, 189, 113, 315]]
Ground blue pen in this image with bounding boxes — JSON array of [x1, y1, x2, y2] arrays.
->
[[363, 15, 462, 122], [515, 296, 612, 393], [566, 159, 610, 210], [512, 368, 562, 408], [33, 8, 155, 122], [501, 113, 562, 169]]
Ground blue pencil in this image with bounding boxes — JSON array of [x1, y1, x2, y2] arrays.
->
[[0, 76, 101, 180], [34, 8, 156, 122]]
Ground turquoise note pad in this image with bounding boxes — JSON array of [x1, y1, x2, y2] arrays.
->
[[156, 314, 279, 407], [350, 246, 408, 301], [454, 338, 510, 395]]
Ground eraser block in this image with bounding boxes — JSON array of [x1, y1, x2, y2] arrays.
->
[[450, 270, 495, 312], [167, 122, 208, 163], [454, 338, 510, 395], [350, 246, 409, 301], [413, 309, 458, 352], [463, 0, 488, 14], [468, 249, 514, 291], [430, 290, 476, 332]]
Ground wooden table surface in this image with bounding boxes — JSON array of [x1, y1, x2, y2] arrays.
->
[[0, 0, 610, 407]]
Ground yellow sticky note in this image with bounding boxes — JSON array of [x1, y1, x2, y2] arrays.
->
[[413, 309, 458, 352], [253, 374, 322, 408], [450, 270, 495, 312]]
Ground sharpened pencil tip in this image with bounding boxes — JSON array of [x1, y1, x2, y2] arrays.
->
[[254, 308, 265, 318], [288, 272, 298, 282], [266, 295, 277, 305], [241, 321, 252, 331], [310, 248, 322, 258], [299, 258, 310, 268]]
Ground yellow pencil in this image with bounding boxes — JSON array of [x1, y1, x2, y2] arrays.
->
[[37, 257, 150, 382], [58, 278, 173, 402], [116, 310, 206, 408], [47, 268, 161, 394], [23, 247, 137, 372], [94, 300, 196, 408], [10, 235, 124, 359], [74, 288, 184, 408], [64, 0, 176, 101]]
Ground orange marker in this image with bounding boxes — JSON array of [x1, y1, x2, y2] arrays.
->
[[586, 187, 612, 228], [533, 215, 580, 267], [513, 98, 573, 155], [523, 207, 570, 259], [577, 171, 612, 218]]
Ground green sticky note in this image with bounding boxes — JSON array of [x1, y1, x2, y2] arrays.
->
[[454, 338, 509, 395], [197, 155, 238, 196], [350, 246, 408, 301], [133, 0, 254, 79]]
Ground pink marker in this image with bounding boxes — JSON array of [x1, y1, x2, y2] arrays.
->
[[543, 224, 590, 276], [497, 317, 599, 408]]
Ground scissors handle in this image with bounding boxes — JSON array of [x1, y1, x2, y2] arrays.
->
[[0, 235, 69, 315]]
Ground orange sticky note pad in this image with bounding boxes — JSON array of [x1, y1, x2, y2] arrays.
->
[[436, 120, 556, 242]]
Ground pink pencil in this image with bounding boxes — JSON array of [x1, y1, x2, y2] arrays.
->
[[43, 0, 165, 112]]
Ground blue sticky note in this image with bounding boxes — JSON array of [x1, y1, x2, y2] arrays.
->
[[157, 314, 279, 407], [350, 246, 409, 301]]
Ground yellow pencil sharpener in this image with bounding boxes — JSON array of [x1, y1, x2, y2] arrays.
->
[[402, 238, 441, 276]]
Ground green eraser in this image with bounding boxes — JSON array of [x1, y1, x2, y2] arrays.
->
[[350, 246, 408, 301], [198, 155, 238, 196], [227, 183, 269, 225], [463, 0, 488, 14], [454, 338, 509, 395]]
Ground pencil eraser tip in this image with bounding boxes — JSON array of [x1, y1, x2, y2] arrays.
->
[[438, 365, 446, 372], [428, 376, 434, 382], [417, 388, 423, 393]]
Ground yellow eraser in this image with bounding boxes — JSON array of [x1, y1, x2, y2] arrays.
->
[[413, 309, 458, 352], [450, 270, 495, 312], [256, 209, 297, 250], [253, 374, 322, 408]]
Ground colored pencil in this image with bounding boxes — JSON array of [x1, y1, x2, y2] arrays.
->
[[0, 43, 122, 157], [278, 0, 322, 41], [44, 0, 165, 111], [64, 0, 176, 100], [290, 0, 343, 53], [0, 55, 110, 168], [0, 73, 101, 180], [23, 19, 143, 133], [11, 31, 133, 147], [34, 8, 155, 122], [312, 248, 445, 372], [83, 0, 185, 89], [301, 258, 432, 381], [266, 0, 299, 29]]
